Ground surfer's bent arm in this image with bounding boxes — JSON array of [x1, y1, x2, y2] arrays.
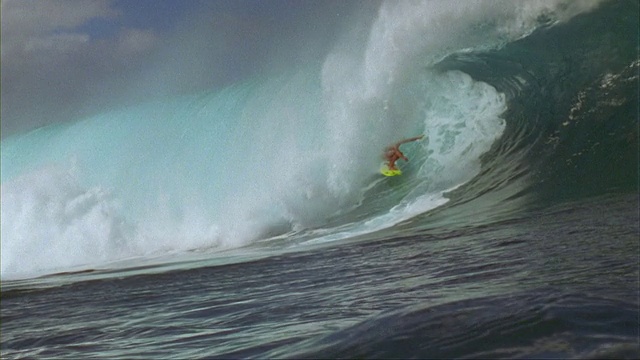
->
[[390, 147, 408, 161]]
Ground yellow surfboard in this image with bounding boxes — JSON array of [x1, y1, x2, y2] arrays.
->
[[380, 163, 402, 176]]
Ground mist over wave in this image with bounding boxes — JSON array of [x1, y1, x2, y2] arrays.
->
[[1, 0, 610, 280]]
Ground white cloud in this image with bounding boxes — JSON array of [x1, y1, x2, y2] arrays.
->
[[23, 33, 90, 53], [1, 0, 161, 137], [2, 0, 116, 68], [115, 28, 158, 59], [1, 0, 118, 36]]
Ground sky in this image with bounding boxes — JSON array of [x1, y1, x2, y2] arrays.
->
[[1, 0, 362, 137]]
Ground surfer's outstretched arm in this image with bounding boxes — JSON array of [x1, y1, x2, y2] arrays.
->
[[394, 135, 424, 147]]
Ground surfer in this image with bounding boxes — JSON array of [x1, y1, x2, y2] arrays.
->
[[384, 135, 424, 170]]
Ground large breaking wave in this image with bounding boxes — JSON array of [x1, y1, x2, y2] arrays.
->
[[4, 0, 636, 280]]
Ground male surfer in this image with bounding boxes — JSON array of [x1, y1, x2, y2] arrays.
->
[[384, 135, 424, 170]]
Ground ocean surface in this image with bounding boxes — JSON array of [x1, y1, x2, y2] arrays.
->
[[2, 1, 639, 358]]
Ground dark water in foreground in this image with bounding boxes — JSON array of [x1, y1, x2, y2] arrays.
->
[[2, 193, 638, 359]]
